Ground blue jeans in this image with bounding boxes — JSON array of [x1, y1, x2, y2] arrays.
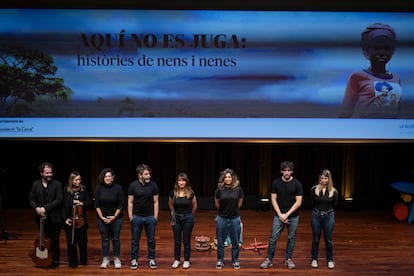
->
[[266, 215, 299, 261], [216, 215, 241, 263], [225, 221, 243, 245], [311, 209, 335, 261], [96, 217, 123, 258], [172, 213, 194, 261], [130, 215, 157, 260]]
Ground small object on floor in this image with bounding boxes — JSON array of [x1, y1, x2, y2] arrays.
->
[[195, 235, 211, 251]]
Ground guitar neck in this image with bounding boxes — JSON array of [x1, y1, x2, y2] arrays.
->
[[39, 217, 45, 249]]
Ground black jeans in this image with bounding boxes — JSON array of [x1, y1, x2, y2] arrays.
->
[[64, 225, 88, 266], [172, 213, 194, 261], [311, 209, 335, 261], [43, 218, 62, 264]]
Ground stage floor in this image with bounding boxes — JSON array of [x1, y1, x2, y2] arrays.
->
[[1, 208, 413, 275]]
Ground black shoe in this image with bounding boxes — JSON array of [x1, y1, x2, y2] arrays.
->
[[51, 261, 59, 268]]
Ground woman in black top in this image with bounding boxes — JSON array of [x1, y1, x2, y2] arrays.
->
[[94, 168, 125, 269], [214, 168, 244, 270], [63, 171, 91, 268], [310, 169, 338, 269], [168, 173, 197, 269]]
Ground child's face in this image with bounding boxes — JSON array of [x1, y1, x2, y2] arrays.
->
[[366, 36, 395, 65]]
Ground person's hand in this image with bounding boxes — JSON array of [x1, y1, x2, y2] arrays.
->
[[101, 216, 111, 224], [105, 215, 116, 224], [279, 213, 289, 224], [36, 207, 46, 218]]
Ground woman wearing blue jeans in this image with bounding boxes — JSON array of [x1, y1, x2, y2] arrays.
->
[[310, 169, 338, 269], [214, 168, 244, 270], [95, 168, 125, 269]]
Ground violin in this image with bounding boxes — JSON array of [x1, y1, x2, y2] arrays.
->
[[70, 204, 84, 228], [70, 203, 84, 244]]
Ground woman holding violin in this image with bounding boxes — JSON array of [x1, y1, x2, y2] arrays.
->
[[63, 171, 91, 268]]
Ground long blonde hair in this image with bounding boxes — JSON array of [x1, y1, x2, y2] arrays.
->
[[314, 169, 336, 197], [217, 168, 240, 190], [67, 171, 85, 193]]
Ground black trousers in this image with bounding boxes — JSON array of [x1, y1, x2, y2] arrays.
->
[[43, 218, 62, 264], [64, 226, 88, 266]]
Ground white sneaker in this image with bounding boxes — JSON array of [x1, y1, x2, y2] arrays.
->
[[285, 259, 296, 269], [149, 259, 157, 269], [216, 261, 223, 269], [311, 260, 318, 268], [130, 259, 138, 270], [100, 257, 110, 269], [114, 257, 122, 269], [172, 260, 180, 269], [328, 261, 335, 269], [233, 262, 240, 270], [183, 261, 190, 269], [260, 258, 272, 269]]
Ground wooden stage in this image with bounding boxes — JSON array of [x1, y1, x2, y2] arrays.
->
[[0, 208, 413, 275]]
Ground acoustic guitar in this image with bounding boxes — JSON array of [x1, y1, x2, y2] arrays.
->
[[31, 217, 53, 267]]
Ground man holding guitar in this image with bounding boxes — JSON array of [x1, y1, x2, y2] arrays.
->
[[29, 162, 63, 268]]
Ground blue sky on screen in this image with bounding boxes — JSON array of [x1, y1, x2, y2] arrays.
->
[[1, 10, 414, 103]]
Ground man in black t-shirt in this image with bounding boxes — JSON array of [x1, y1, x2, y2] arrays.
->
[[260, 161, 303, 270]]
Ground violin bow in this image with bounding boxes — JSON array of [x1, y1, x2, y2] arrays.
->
[[71, 206, 76, 244]]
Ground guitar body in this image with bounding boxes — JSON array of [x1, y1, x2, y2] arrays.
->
[[31, 217, 53, 267], [31, 237, 53, 267]]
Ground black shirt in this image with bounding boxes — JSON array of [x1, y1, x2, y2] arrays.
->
[[215, 186, 244, 218], [310, 185, 338, 211], [128, 180, 159, 217], [169, 190, 195, 215], [271, 177, 303, 218]]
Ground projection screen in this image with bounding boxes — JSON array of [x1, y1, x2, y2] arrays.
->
[[1, 9, 413, 141]]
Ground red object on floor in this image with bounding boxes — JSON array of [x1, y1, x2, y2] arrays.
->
[[393, 203, 409, 221]]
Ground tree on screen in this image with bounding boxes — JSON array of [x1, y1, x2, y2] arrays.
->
[[0, 45, 73, 116]]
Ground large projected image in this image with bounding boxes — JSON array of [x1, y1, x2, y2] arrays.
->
[[0, 9, 414, 140]]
